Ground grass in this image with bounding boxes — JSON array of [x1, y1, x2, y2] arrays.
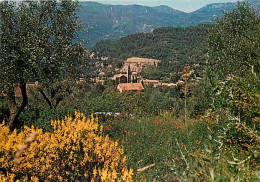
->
[[3, 106, 258, 181], [98, 114, 259, 181], [99, 114, 204, 181]]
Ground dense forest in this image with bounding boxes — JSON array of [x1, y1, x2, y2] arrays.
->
[[0, 1, 259, 182], [91, 24, 212, 78]]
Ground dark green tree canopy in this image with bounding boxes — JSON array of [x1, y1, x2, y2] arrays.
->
[[0, 0, 86, 86], [206, 2, 260, 123], [207, 2, 260, 79], [0, 0, 87, 128]]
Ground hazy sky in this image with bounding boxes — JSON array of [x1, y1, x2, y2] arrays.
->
[[82, 0, 243, 12]]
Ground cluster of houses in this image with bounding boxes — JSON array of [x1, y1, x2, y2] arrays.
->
[[1, 57, 202, 98], [95, 57, 187, 92]]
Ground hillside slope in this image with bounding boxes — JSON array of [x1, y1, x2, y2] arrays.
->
[[78, 2, 188, 47], [90, 24, 212, 77], [78, 1, 260, 47]]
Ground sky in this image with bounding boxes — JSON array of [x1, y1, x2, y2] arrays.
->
[[82, 0, 243, 12]]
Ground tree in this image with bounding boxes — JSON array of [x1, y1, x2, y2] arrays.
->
[[207, 2, 259, 79], [206, 2, 260, 123], [0, 0, 87, 129], [141, 66, 165, 80]]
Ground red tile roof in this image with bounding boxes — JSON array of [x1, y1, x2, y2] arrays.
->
[[98, 72, 106, 77], [117, 83, 144, 92]]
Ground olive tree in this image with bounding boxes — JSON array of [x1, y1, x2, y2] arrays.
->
[[0, 0, 87, 129], [206, 2, 259, 123]]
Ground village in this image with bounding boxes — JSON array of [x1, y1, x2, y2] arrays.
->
[[94, 57, 201, 92], [0, 1, 258, 181], [1, 56, 203, 99]]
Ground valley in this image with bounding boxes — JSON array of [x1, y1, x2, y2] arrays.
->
[[0, 1, 259, 181]]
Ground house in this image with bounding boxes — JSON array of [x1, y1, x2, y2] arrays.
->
[[98, 72, 106, 77], [117, 83, 144, 92], [76, 78, 85, 84], [96, 80, 105, 85], [142, 79, 160, 87], [161, 83, 177, 87], [114, 74, 128, 84], [177, 80, 184, 86]]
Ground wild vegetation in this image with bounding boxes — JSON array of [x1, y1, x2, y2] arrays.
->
[[0, 1, 259, 182], [0, 111, 133, 181], [91, 24, 211, 78], [0, 0, 87, 130]]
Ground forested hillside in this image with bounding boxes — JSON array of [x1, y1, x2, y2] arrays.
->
[[78, 2, 188, 47], [78, 1, 260, 47], [91, 24, 212, 77], [0, 1, 259, 182]]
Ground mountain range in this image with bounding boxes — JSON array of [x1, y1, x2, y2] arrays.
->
[[78, 0, 260, 47]]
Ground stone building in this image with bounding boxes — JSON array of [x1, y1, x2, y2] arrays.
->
[[120, 57, 160, 73]]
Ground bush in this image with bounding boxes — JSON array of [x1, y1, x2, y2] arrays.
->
[[20, 108, 75, 132], [99, 114, 259, 181], [0, 111, 133, 181], [0, 99, 8, 122]]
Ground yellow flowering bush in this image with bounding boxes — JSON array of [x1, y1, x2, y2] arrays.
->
[[0, 111, 133, 181]]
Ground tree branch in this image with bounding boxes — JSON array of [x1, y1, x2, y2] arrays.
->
[[38, 88, 53, 109]]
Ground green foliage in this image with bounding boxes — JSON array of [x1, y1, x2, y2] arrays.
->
[[20, 108, 75, 132], [0, 0, 86, 87], [99, 114, 259, 181], [0, 99, 8, 122], [0, 0, 87, 127], [77, 1, 260, 47], [207, 2, 259, 80], [144, 88, 178, 115], [141, 66, 165, 80], [201, 3, 260, 181], [91, 24, 211, 76], [169, 72, 181, 83], [206, 1, 260, 123]]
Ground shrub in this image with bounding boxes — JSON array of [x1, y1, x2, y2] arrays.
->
[[20, 108, 75, 132], [0, 111, 133, 181]]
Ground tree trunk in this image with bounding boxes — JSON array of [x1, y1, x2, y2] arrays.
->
[[38, 87, 63, 109], [38, 88, 53, 109], [6, 83, 28, 130]]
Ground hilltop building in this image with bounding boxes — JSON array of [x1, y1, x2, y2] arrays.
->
[[114, 65, 138, 84], [114, 57, 161, 84], [98, 72, 106, 78], [96, 79, 105, 85], [120, 57, 160, 73]]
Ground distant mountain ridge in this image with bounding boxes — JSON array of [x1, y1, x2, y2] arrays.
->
[[78, 1, 260, 47]]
